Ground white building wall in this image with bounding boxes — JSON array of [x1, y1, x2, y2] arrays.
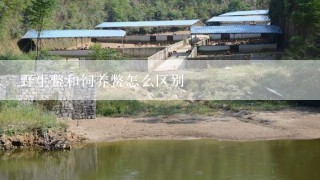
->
[[156, 35, 168, 42], [173, 35, 189, 41]]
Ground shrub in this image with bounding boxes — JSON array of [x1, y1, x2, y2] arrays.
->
[[0, 103, 62, 136]]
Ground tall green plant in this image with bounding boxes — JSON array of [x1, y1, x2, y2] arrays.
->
[[28, 0, 57, 60]]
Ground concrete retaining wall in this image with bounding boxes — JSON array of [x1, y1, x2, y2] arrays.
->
[[147, 39, 189, 71], [187, 52, 283, 61], [49, 47, 164, 59], [198, 45, 230, 52], [188, 47, 198, 59], [239, 44, 277, 53], [123, 47, 164, 58], [49, 50, 91, 58]]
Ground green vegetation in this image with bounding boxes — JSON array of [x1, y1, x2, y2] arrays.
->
[[89, 44, 125, 60], [227, 0, 250, 12], [0, 0, 270, 54], [269, 0, 320, 59], [0, 101, 65, 136], [0, 50, 61, 60], [96, 100, 290, 117], [28, 0, 57, 59]]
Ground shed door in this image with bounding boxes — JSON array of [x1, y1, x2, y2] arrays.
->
[[150, 36, 156, 42], [221, 34, 230, 40], [230, 45, 239, 53]]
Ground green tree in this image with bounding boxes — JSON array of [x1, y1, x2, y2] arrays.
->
[[269, 0, 320, 59], [227, 0, 250, 12], [28, 0, 57, 60], [0, 1, 5, 20], [0, 0, 31, 39]]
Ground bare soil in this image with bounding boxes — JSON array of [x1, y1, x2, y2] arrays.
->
[[68, 109, 320, 142]]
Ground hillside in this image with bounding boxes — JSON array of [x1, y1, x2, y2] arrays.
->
[[0, 0, 270, 54]]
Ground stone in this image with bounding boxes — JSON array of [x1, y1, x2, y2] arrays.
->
[[4, 143, 13, 150], [0, 139, 5, 145], [233, 110, 251, 118]]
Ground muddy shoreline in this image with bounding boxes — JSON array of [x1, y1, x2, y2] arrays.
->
[[68, 109, 320, 143], [2, 109, 319, 151]]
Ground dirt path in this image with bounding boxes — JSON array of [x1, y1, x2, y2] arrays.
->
[[68, 109, 320, 142]]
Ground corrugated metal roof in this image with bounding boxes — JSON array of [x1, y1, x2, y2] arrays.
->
[[219, 10, 269, 16], [190, 25, 283, 34], [95, 20, 202, 28], [21, 30, 126, 39], [207, 15, 270, 23]]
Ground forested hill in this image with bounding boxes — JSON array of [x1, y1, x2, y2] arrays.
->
[[0, 0, 269, 41], [269, 0, 320, 59]]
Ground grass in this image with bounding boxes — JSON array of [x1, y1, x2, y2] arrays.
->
[[0, 101, 65, 136], [96, 100, 291, 117], [0, 39, 21, 55]]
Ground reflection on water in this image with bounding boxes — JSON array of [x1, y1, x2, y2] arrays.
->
[[1, 140, 320, 180]]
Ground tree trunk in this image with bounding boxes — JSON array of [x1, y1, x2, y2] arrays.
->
[[36, 30, 41, 60]]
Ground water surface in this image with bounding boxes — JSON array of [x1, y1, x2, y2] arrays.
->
[[1, 140, 319, 180]]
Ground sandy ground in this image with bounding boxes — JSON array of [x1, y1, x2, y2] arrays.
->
[[68, 109, 320, 142]]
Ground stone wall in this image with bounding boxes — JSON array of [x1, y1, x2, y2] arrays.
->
[[0, 73, 96, 120]]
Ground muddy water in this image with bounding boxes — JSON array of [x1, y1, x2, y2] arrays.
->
[[0, 140, 319, 180]]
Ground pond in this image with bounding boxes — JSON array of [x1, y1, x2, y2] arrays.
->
[[0, 140, 319, 180]]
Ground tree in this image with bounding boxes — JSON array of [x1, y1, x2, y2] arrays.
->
[[269, 0, 320, 59], [227, 0, 250, 12], [0, 1, 5, 20], [28, 0, 57, 60]]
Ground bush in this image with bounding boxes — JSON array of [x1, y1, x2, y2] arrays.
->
[[89, 44, 125, 60], [0, 103, 61, 136], [97, 101, 145, 117]]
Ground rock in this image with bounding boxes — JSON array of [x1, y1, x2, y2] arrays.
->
[[4, 142, 13, 150], [0, 139, 5, 145], [221, 104, 231, 110], [17, 135, 26, 144], [9, 135, 25, 147], [259, 120, 272, 125], [233, 110, 251, 118]]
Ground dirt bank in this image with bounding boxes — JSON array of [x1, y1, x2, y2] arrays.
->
[[0, 130, 86, 151], [68, 109, 320, 142]]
